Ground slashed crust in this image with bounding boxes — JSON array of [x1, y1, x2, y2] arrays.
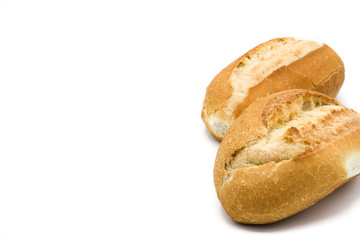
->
[[214, 90, 360, 224], [202, 38, 344, 140]]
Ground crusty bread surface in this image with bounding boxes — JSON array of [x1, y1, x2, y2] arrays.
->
[[202, 38, 345, 140], [214, 89, 360, 224]]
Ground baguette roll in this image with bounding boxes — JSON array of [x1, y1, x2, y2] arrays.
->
[[214, 89, 360, 224], [202, 38, 344, 140]]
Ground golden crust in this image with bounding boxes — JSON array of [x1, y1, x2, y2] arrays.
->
[[202, 39, 345, 140], [232, 45, 344, 117], [214, 90, 360, 224], [202, 38, 293, 117]]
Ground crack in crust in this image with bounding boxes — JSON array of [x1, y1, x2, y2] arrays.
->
[[310, 64, 344, 88]]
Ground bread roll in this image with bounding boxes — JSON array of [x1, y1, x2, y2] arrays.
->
[[202, 38, 344, 140], [214, 89, 360, 224]]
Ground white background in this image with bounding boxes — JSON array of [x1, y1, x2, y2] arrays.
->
[[0, 0, 359, 239]]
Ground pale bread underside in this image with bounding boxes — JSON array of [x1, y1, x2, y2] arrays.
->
[[345, 152, 360, 178]]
